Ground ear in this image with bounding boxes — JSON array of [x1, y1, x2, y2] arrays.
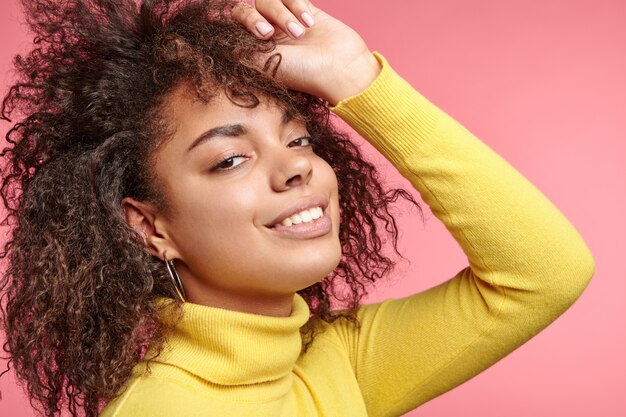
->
[[121, 197, 181, 261]]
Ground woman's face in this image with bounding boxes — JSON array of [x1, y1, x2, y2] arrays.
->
[[148, 86, 341, 311]]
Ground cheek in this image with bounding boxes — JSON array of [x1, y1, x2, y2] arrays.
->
[[314, 156, 338, 190], [314, 157, 341, 224], [167, 179, 261, 252], [315, 157, 339, 206]]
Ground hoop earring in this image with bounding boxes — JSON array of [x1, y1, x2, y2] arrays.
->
[[163, 253, 186, 303]]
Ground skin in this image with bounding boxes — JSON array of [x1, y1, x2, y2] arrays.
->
[[122, 0, 381, 317]]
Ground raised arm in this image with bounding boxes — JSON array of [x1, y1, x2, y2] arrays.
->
[[323, 52, 595, 417]]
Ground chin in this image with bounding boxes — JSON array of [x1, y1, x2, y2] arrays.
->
[[298, 248, 342, 290]]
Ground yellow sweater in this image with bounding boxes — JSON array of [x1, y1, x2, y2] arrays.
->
[[100, 52, 595, 417]]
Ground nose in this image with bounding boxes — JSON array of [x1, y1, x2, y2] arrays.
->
[[270, 147, 313, 192]]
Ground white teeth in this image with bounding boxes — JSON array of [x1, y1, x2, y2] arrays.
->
[[300, 210, 312, 222], [310, 207, 322, 220], [280, 206, 324, 227]]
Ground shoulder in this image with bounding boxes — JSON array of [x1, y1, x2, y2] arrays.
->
[[99, 367, 208, 417], [302, 302, 383, 351]]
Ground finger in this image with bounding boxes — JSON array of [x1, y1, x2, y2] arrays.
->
[[255, 0, 307, 39], [282, 0, 315, 28], [231, 2, 275, 39]]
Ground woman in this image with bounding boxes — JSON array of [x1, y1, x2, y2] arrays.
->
[[0, 0, 595, 416]]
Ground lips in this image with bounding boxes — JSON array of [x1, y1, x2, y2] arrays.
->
[[265, 195, 329, 228]]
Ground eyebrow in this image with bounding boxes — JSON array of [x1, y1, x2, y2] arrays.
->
[[186, 108, 296, 153]]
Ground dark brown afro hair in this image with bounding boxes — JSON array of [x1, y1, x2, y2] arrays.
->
[[0, 0, 424, 416]]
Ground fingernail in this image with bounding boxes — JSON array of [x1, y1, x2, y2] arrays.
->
[[287, 21, 304, 37], [255, 21, 273, 36], [301, 11, 314, 27]]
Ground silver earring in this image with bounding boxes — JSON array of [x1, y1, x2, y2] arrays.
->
[[163, 253, 186, 302]]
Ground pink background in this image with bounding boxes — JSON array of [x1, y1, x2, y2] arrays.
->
[[1, 0, 624, 416]]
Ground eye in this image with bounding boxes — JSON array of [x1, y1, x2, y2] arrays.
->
[[211, 152, 249, 172], [288, 136, 314, 148]]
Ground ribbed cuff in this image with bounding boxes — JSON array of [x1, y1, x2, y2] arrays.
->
[[329, 52, 442, 169]]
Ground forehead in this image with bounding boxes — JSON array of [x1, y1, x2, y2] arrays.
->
[[163, 84, 303, 129]]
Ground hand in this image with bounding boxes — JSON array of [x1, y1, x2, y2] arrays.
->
[[231, 0, 381, 106]]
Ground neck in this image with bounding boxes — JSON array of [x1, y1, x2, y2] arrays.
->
[[184, 284, 295, 317], [151, 291, 311, 387]]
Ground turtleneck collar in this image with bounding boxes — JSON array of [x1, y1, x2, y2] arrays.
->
[[152, 292, 311, 388]]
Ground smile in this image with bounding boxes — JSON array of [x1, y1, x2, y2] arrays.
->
[[276, 206, 324, 227], [266, 206, 332, 239]]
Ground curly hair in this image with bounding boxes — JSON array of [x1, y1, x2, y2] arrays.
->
[[0, 0, 424, 416]]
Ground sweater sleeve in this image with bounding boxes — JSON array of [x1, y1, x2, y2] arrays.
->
[[326, 52, 596, 417]]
